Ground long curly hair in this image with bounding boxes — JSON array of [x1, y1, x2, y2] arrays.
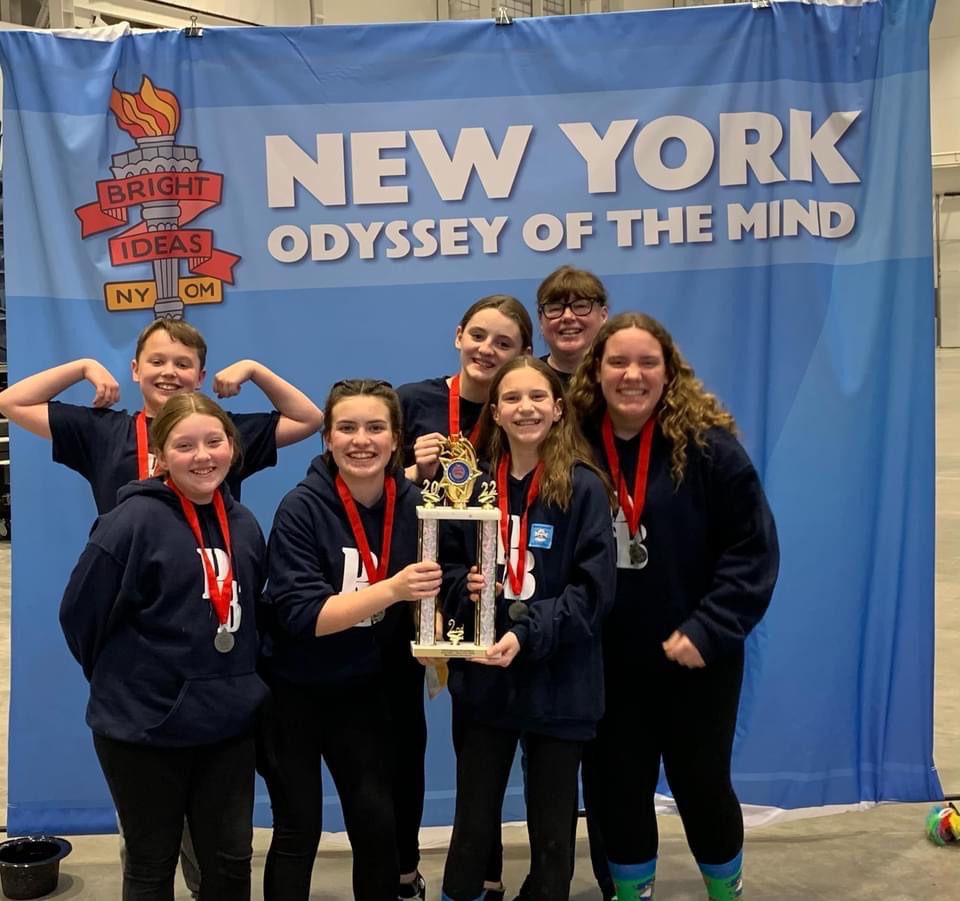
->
[[475, 357, 614, 511], [568, 313, 736, 484]]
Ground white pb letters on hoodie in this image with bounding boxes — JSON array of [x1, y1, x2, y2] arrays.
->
[[197, 547, 242, 633], [340, 547, 384, 626], [497, 514, 536, 601]]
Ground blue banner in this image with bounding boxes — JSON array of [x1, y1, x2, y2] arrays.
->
[[0, 0, 941, 834]]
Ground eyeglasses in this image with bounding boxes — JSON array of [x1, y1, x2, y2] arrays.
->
[[538, 298, 601, 320], [331, 378, 394, 391]]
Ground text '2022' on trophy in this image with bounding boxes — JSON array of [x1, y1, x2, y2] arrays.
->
[[411, 434, 500, 658]]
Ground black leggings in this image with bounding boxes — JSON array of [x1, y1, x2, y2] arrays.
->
[[451, 703, 504, 886], [442, 718, 583, 901], [258, 676, 399, 901], [588, 650, 745, 866], [385, 656, 427, 876], [93, 731, 255, 901], [452, 706, 612, 896]]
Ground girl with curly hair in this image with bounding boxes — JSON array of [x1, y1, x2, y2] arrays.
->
[[569, 313, 780, 901]]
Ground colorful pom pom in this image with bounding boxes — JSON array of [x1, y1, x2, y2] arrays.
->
[[926, 803, 960, 845]]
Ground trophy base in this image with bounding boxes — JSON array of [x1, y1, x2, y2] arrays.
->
[[411, 641, 489, 659]]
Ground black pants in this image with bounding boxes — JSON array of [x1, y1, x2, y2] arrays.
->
[[579, 752, 615, 898], [93, 731, 255, 901], [453, 707, 611, 897], [386, 656, 427, 876], [258, 676, 399, 901], [589, 650, 745, 866], [442, 719, 583, 901], [451, 704, 504, 886], [511, 743, 613, 900]]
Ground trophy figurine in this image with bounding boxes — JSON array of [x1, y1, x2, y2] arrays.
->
[[411, 434, 500, 658]]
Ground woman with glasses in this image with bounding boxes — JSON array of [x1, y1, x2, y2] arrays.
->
[[533, 265, 615, 900], [537, 266, 609, 388], [569, 314, 779, 901], [257, 379, 443, 901]]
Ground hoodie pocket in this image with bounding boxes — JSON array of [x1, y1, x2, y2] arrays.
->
[[145, 672, 269, 746]]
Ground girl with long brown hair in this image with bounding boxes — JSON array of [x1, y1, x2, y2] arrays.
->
[[440, 356, 616, 901], [569, 313, 779, 901]]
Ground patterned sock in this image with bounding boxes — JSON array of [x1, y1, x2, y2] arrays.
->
[[698, 851, 743, 900], [609, 859, 657, 900]]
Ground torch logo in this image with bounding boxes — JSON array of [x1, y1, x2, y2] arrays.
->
[[75, 76, 240, 320]]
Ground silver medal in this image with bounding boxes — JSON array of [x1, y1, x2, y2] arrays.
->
[[214, 628, 235, 653], [508, 600, 529, 622], [629, 536, 648, 568]]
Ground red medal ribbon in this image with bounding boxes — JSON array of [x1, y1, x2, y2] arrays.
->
[[601, 413, 656, 539], [166, 480, 234, 626], [335, 474, 397, 584], [135, 411, 151, 479], [496, 456, 544, 597], [448, 374, 482, 447]]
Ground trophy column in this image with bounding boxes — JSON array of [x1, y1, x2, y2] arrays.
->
[[477, 518, 498, 648], [412, 505, 501, 658], [417, 517, 439, 646]]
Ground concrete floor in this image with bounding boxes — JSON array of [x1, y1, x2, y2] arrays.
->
[[2, 352, 960, 899]]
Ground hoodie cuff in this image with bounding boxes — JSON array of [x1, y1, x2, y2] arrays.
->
[[676, 616, 717, 666], [508, 623, 528, 653]]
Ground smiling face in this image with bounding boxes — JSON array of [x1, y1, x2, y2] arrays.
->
[[539, 295, 608, 368], [492, 366, 563, 455], [155, 413, 233, 504], [131, 331, 205, 416], [454, 308, 526, 394], [598, 327, 668, 432], [326, 395, 398, 487]]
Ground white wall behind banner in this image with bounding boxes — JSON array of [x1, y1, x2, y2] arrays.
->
[[931, 0, 960, 161]]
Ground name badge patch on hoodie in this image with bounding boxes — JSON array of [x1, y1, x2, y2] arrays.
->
[[529, 523, 553, 549]]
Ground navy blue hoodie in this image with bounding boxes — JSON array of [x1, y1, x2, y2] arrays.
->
[[59, 478, 268, 747], [261, 457, 421, 687], [442, 464, 616, 741], [397, 377, 484, 468], [587, 424, 779, 667]]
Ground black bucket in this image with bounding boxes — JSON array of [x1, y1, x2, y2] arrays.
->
[[0, 836, 72, 900]]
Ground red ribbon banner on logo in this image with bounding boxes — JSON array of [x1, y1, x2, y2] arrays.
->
[[75, 171, 239, 283], [76, 172, 224, 238], [105, 230, 238, 283]]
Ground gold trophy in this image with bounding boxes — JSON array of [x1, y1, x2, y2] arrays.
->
[[412, 434, 500, 658]]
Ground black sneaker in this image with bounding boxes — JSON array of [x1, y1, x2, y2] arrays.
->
[[398, 872, 426, 900], [483, 888, 506, 901]]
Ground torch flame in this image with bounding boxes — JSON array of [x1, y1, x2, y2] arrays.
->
[[109, 76, 180, 139]]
